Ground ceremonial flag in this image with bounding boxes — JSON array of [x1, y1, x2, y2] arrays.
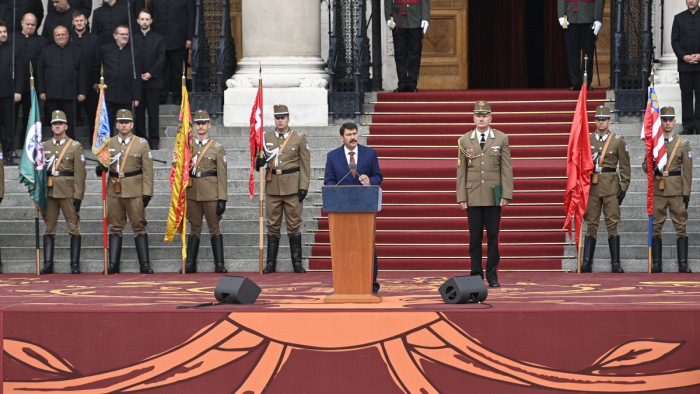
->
[[92, 85, 111, 166], [640, 82, 664, 216], [18, 85, 47, 217], [249, 85, 263, 199], [164, 83, 191, 261], [562, 83, 594, 249]]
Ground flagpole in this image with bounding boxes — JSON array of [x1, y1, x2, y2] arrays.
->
[[181, 62, 187, 275], [576, 57, 589, 273], [647, 68, 655, 273], [258, 66, 264, 274], [99, 66, 109, 275], [30, 66, 40, 275]]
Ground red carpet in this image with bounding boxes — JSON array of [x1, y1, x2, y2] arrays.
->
[[311, 89, 608, 271]]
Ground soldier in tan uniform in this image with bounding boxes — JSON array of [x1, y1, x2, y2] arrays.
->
[[96, 109, 154, 274], [183, 110, 228, 273], [643, 106, 693, 273], [40, 110, 86, 274], [256, 104, 311, 274], [456, 101, 513, 287], [581, 106, 631, 273]]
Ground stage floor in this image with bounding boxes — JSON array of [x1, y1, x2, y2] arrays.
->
[[3, 272, 700, 393]]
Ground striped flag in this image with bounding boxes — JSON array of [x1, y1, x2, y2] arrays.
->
[[18, 85, 47, 217], [249, 85, 263, 199], [92, 86, 111, 166], [640, 82, 664, 216]]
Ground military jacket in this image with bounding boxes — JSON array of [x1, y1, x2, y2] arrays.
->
[[457, 128, 514, 206], [187, 138, 227, 202], [589, 132, 631, 197], [44, 138, 86, 199], [263, 129, 311, 196], [557, 0, 605, 24], [385, 0, 431, 29], [643, 136, 693, 197], [106, 134, 154, 198]]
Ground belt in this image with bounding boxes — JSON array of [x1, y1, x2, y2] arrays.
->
[[49, 171, 74, 177], [268, 167, 300, 175], [600, 167, 617, 173], [654, 170, 682, 177], [193, 171, 217, 178], [109, 169, 143, 178]]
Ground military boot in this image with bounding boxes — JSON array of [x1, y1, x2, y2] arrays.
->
[[70, 235, 81, 274], [263, 234, 279, 274], [289, 233, 305, 273], [609, 235, 624, 273], [580, 235, 596, 273], [108, 234, 122, 274], [211, 234, 227, 273], [40, 235, 55, 274], [181, 235, 199, 273], [135, 234, 154, 274], [678, 236, 692, 273], [651, 236, 662, 273]]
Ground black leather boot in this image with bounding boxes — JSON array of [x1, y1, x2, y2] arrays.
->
[[289, 233, 305, 273], [70, 235, 81, 274], [41, 235, 55, 274], [263, 234, 279, 274], [651, 236, 662, 273], [135, 234, 154, 274], [580, 235, 595, 273], [678, 236, 692, 273], [181, 235, 199, 273], [211, 234, 227, 273], [609, 235, 623, 273], [108, 234, 122, 274]]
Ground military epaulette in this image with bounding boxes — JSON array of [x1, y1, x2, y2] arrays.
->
[[72, 141, 80, 146], [682, 138, 689, 144], [139, 138, 146, 143], [615, 134, 622, 139], [215, 142, 222, 147]]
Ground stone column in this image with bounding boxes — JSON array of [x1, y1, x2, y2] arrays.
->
[[224, 0, 329, 126], [654, 0, 685, 121]]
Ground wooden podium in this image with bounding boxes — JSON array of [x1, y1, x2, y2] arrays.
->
[[322, 186, 383, 303]]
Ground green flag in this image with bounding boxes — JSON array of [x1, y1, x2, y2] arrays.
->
[[18, 87, 47, 217]]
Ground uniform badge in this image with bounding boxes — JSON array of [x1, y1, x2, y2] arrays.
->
[[306, 143, 310, 150], [266, 143, 273, 146], [148, 152, 152, 159], [109, 148, 116, 152], [140, 138, 146, 142], [625, 145, 628, 152], [223, 155, 227, 163], [81, 155, 85, 162], [466, 148, 475, 154], [491, 146, 500, 153]]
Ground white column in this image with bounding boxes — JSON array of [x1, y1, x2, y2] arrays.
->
[[654, 0, 685, 120], [224, 0, 329, 126]]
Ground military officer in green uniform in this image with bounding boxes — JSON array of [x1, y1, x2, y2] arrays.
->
[[183, 110, 228, 274], [96, 109, 154, 274], [385, 0, 430, 92], [580, 106, 631, 273], [643, 106, 693, 273], [557, 0, 605, 90], [456, 100, 514, 287], [40, 110, 86, 274], [256, 104, 311, 274]]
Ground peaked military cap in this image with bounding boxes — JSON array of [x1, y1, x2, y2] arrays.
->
[[595, 106, 611, 119], [194, 110, 210, 123], [273, 104, 289, 118], [474, 100, 491, 114], [660, 106, 675, 119], [51, 110, 67, 123], [116, 109, 133, 121]]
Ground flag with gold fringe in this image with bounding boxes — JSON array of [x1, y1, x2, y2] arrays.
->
[[92, 84, 111, 166]]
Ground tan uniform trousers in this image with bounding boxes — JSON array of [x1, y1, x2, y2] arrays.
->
[[266, 193, 302, 237], [584, 194, 620, 238], [45, 197, 80, 236], [108, 196, 147, 236], [653, 195, 688, 237], [187, 200, 221, 238]]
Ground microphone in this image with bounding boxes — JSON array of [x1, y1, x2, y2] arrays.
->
[[336, 163, 357, 185]]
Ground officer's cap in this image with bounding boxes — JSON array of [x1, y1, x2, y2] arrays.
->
[[194, 110, 210, 123], [51, 110, 67, 124], [474, 100, 491, 115], [660, 106, 676, 119], [116, 109, 133, 122], [595, 106, 611, 120], [273, 104, 289, 118]]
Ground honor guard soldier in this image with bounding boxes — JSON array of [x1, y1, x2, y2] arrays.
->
[[581, 106, 631, 273], [183, 110, 228, 273], [456, 101, 513, 287], [385, 0, 430, 92], [40, 110, 86, 274], [256, 104, 311, 274], [643, 106, 693, 273], [557, 0, 605, 90], [96, 109, 154, 274]]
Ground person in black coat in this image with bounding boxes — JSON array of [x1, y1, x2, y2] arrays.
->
[[37, 25, 87, 140], [0, 3, 11, 32], [0, 0, 43, 32], [92, 0, 133, 46], [0, 21, 24, 165], [671, 0, 700, 135], [133, 9, 164, 150], [42, 0, 75, 44], [71, 10, 100, 136], [138, 0, 194, 104], [47, 0, 92, 18]]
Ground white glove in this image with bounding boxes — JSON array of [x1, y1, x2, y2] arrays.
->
[[558, 17, 566, 27], [387, 19, 395, 29], [592, 21, 602, 35], [421, 20, 429, 35]]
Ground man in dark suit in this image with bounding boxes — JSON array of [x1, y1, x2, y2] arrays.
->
[[42, 0, 74, 44], [47, 0, 92, 19], [0, 0, 43, 32], [71, 10, 99, 136], [92, 0, 131, 45], [324, 122, 383, 292], [672, 0, 700, 134], [133, 9, 164, 150], [0, 20, 24, 165]]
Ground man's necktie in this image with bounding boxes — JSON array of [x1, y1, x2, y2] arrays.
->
[[665, 138, 670, 143], [349, 151, 356, 179], [480, 134, 485, 150]]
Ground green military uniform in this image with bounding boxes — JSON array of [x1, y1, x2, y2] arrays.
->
[[642, 106, 693, 273], [557, 0, 605, 24], [557, 0, 605, 88], [184, 110, 228, 273], [385, 0, 430, 92], [101, 109, 155, 274], [581, 106, 631, 273], [385, 0, 430, 28]]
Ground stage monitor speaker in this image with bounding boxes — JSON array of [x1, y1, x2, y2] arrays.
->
[[214, 276, 261, 304], [439, 276, 488, 304]]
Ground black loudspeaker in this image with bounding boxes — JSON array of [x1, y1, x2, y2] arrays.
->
[[438, 276, 488, 304], [214, 276, 261, 304]]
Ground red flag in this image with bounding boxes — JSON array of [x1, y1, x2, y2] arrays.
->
[[249, 86, 263, 199], [640, 82, 665, 216], [562, 84, 594, 249]]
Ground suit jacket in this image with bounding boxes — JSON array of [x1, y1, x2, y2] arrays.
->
[[385, 0, 430, 29], [263, 129, 311, 196], [187, 139, 227, 201], [643, 135, 693, 197], [589, 132, 631, 197], [70, 30, 100, 88], [96, 41, 142, 104], [133, 30, 165, 90], [43, 138, 86, 200], [671, 9, 700, 72], [324, 144, 383, 186], [106, 134, 154, 198], [456, 128, 514, 206], [140, 0, 195, 51], [13, 33, 48, 92], [557, 0, 605, 24]]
